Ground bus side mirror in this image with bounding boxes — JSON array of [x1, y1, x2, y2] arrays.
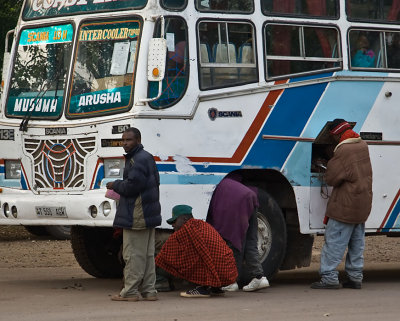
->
[[138, 37, 167, 104], [1, 30, 14, 106], [147, 38, 167, 81]]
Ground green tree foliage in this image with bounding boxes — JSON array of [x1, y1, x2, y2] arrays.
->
[[0, 0, 23, 75]]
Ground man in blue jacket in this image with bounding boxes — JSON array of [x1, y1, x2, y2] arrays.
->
[[106, 127, 161, 301]]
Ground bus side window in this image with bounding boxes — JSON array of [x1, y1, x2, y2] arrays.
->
[[198, 21, 257, 90], [347, 0, 400, 23], [160, 0, 187, 11], [349, 30, 381, 69], [387, 32, 400, 69], [265, 24, 341, 79], [149, 17, 189, 109], [196, 0, 253, 13]]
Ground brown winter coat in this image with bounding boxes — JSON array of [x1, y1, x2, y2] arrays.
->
[[325, 137, 373, 224]]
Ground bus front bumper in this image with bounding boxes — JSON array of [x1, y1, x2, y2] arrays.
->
[[0, 188, 115, 226]]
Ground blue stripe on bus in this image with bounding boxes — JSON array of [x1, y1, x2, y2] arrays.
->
[[93, 164, 104, 189], [382, 199, 400, 231], [21, 175, 28, 190], [0, 176, 22, 188], [284, 73, 385, 186], [242, 76, 329, 168]]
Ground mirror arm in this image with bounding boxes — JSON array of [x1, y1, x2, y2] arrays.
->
[[138, 80, 162, 103]]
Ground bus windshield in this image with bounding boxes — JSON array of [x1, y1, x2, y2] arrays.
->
[[6, 24, 73, 120], [67, 19, 141, 119]]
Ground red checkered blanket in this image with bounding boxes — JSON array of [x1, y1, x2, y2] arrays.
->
[[155, 219, 238, 287]]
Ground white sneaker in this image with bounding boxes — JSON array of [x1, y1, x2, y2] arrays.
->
[[243, 277, 270, 292], [221, 282, 239, 292]]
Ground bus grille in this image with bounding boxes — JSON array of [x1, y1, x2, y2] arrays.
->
[[24, 136, 96, 191]]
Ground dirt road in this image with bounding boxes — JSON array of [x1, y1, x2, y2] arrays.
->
[[1, 226, 400, 321]]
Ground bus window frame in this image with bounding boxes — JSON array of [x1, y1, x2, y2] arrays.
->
[[160, 0, 188, 11], [197, 18, 258, 91], [148, 15, 190, 109], [5, 21, 76, 121], [263, 22, 343, 81], [65, 17, 143, 120], [348, 27, 400, 72], [261, 0, 339, 20], [195, 0, 255, 14]]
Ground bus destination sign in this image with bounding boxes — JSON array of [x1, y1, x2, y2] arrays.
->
[[23, 0, 147, 20]]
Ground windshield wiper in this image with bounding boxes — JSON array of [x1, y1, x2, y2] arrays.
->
[[19, 62, 64, 132]]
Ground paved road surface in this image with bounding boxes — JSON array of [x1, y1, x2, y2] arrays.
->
[[1, 262, 399, 321]]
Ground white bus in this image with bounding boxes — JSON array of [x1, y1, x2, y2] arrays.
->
[[1, 0, 399, 280]]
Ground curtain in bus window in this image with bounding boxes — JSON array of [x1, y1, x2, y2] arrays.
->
[[68, 20, 141, 118], [263, 0, 337, 17], [306, 0, 332, 57], [388, 0, 400, 20], [6, 24, 73, 119], [272, 0, 295, 13], [266, 24, 340, 78], [149, 17, 189, 108], [267, 25, 299, 77]]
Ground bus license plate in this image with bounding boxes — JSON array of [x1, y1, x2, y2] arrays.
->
[[35, 206, 67, 218]]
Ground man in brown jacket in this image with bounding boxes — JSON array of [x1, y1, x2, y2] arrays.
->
[[311, 119, 373, 290]]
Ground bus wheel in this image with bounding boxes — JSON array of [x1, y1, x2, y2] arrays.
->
[[240, 188, 287, 284], [256, 189, 287, 279], [71, 226, 123, 278]]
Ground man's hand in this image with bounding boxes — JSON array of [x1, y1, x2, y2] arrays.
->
[[106, 182, 114, 190]]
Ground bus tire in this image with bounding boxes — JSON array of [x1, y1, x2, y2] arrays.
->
[[45, 226, 71, 240], [240, 188, 287, 284], [70, 226, 123, 278]]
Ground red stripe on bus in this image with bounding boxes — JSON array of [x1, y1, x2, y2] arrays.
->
[[378, 188, 400, 231], [154, 80, 287, 164], [21, 163, 31, 190], [90, 158, 104, 190]]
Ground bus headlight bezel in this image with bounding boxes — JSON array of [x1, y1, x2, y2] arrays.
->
[[104, 159, 124, 178], [5, 160, 22, 179]]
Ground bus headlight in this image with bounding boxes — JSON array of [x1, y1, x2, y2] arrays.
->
[[3, 203, 10, 217], [89, 205, 98, 218], [5, 160, 21, 179], [11, 206, 18, 218], [104, 159, 124, 178], [101, 201, 111, 216]]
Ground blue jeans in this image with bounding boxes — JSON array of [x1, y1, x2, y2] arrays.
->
[[320, 218, 365, 284]]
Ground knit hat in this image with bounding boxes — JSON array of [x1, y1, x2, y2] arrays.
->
[[167, 205, 193, 224], [329, 119, 351, 135]]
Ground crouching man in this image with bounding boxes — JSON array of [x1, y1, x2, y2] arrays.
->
[[155, 205, 238, 298]]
